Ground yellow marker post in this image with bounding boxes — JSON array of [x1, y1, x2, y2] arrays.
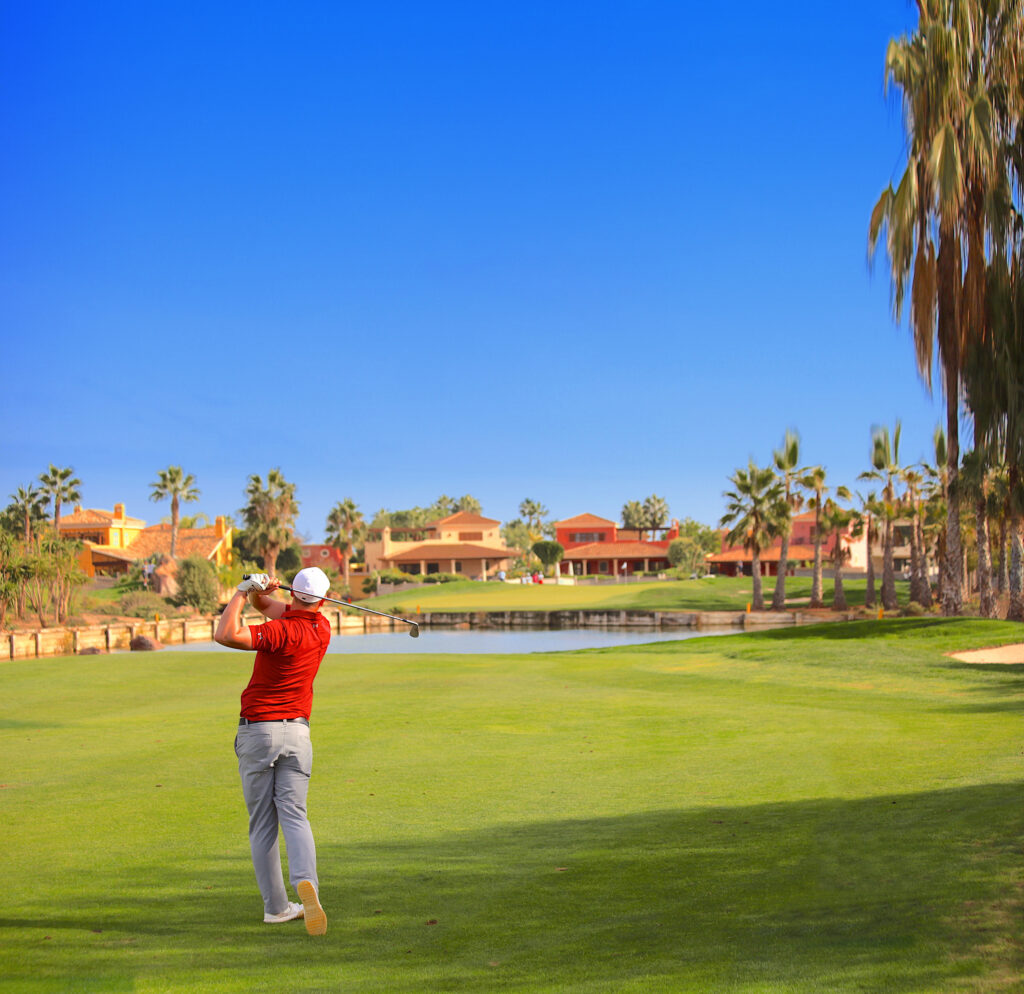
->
[[746, 602, 751, 613], [878, 607, 884, 620]]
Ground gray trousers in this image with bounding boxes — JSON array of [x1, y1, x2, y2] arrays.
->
[[234, 720, 319, 915]]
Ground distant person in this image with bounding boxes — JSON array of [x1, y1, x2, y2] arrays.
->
[[214, 566, 333, 936], [496, 569, 506, 582]]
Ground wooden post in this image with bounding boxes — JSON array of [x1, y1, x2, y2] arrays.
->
[[73, 630, 80, 654], [34, 632, 41, 658], [105, 625, 111, 652]]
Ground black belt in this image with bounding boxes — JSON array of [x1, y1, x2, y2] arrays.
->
[[238, 716, 309, 726]]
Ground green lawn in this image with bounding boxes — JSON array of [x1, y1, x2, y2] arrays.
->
[[366, 576, 905, 614], [2, 618, 1021, 992]]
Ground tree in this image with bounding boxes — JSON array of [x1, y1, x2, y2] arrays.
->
[[851, 491, 881, 608], [868, 0, 1022, 616], [770, 430, 805, 610], [860, 424, 903, 611], [9, 485, 47, 544], [960, 448, 997, 617], [241, 469, 298, 580], [819, 497, 854, 611], [38, 465, 81, 528], [621, 500, 645, 534], [901, 466, 932, 608], [149, 466, 200, 560], [799, 467, 837, 609], [453, 495, 482, 514], [173, 556, 219, 613], [518, 499, 548, 533], [325, 498, 365, 588], [642, 495, 670, 537], [531, 540, 564, 577], [720, 462, 785, 611], [501, 518, 535, 569]]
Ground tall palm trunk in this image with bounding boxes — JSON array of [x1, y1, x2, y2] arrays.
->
[[908, 506, 924, 605], [1008, 515, 1024, 621], [864, 519, 876, 608], [751, 548, 764, 611], [938, 240, 963, 615], [881, 516, 898, 610], [771, 529, 791, 611], [997, 517, 1009, 593], [976, 496, 996, 618], [809, 504, 824, 608], [833, 542, 847, 612], [170, 496, 180, 560], [915, 515, 932, 608]]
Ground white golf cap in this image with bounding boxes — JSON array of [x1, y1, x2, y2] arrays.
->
[[291, 566, 330, 604]]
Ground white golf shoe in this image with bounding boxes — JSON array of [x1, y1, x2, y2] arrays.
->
[[263, 901, 304, 924]]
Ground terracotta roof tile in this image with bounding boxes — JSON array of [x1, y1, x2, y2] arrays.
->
[[60, 507, 146, 527], [553, 513, 617, 528], [427, 511, 501, 528], [385, 542, 512, 563], [707, 544, 818, 563], [562, 541, 672, 559]]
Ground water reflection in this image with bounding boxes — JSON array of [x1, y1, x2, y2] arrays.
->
[[172, 627, 736, 654]]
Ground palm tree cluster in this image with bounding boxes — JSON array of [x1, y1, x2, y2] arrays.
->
[[621, 495, 670, 540], [869, 0, 1024, 617]]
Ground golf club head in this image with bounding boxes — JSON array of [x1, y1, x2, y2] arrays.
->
[[409, 625, 420, 638]]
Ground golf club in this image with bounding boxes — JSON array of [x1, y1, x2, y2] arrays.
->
[[242, 575, 420, 637]]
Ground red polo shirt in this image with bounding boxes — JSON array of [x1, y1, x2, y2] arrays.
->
[[240, 609, 332, 721]]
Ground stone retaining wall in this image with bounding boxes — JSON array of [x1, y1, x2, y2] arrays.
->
[[4, 606, 860, 660]]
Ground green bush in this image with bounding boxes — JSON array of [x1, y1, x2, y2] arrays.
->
[[422, 572, 466, 584], [174, 557, 220, 613], [103, 591, 176, 620]]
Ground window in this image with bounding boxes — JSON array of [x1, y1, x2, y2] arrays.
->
[[426, 562, 439, 574], [454, 561, 462, 573], [570, 532, 606, 543], [320, 549, 329, 558], [598, 561, 609, 573], [405, 564, 421, 575], [458, 531, 483, 541]]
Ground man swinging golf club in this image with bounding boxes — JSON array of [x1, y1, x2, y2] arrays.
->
[[214, 566, 332, 936]]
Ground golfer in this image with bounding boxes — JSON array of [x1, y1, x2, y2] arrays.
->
[[214, 566, 332, 936]]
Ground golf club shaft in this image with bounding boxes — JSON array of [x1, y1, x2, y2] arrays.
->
[[279, 584, 419, 630]]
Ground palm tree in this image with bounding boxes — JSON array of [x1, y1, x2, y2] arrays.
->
[[325, 498, 365, 588], [820, 496, 854, 612], [454, 495, 482, 514], [900, 467, 932, 607], [799, 467, 832, 609], [149, 467, 200, 560], [241, 470, 298, 580], [860, 424, 903, 611], [9, 485, 46, 543], [869, 0, 1021, 615], [621, 500, 645, 538], [770, 430, 805, 611], [960, 448, 998, 617], [642, 495, 670, 538], [37, 465, 81, 528], [720, 462, 785, 611], [852, 491, 881, 609]]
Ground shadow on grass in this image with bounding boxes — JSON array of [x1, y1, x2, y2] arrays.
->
[[6, 783, 1020, 993]]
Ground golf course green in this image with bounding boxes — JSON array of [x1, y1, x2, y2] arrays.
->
[[2, 618, 1021, 992]]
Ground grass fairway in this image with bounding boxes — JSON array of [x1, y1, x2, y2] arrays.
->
[[365, 576, 897, 614], [2, 619, 1022, 993]]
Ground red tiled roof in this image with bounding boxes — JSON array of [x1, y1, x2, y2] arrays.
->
[[60, 507, 146, 527], [428, 511, 500, 528], [553, 513, 617, 528], [384, 542, 512, 563], [707, 544, 818, 563], [562, 541, 672, 559], [86, 524, 229, 563]]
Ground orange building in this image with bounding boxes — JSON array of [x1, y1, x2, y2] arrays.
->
[[363, 510, 513, 579], [59, 503, 234, 577], [705, 510, 865, 577], [552, 513, 680, 576]]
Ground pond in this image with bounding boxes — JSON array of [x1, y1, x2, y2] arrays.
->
[[171, 627, 737, 655]]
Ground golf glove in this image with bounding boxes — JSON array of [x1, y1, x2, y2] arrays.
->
[[238, 573, 269, 593]]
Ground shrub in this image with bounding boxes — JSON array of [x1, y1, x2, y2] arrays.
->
[[174, 557, 220, 613], [114, 591, 176, 620], [422, 572, 466, 584], [902, 601, 928, 617]]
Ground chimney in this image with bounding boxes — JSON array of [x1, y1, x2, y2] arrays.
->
[[114, 502, 125, 520], [215, 515, 226, 538]]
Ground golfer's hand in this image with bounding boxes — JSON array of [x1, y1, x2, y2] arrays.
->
[[238, 573, 269, 593]]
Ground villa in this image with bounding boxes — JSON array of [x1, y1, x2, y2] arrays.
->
[[362, 510, 513, 579], [552, 513, 680, 576], [58, 503, 234, 578]]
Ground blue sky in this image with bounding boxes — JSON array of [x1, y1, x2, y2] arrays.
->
[[1, 1, 947, 541]]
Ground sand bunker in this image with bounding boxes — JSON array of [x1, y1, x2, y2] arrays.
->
[[949, 643, 1024, 664]]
